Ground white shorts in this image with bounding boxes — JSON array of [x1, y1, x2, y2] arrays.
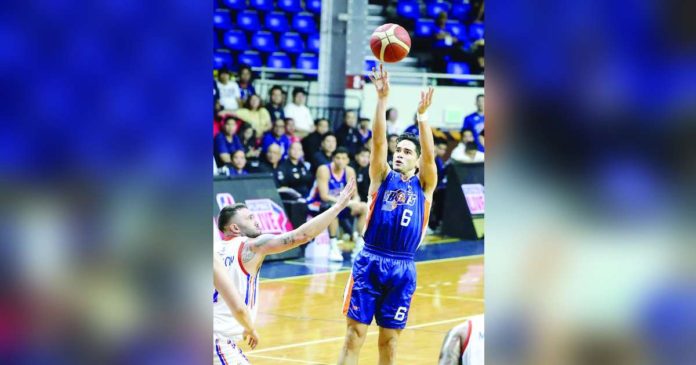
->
[[214, 336, 250, 365]]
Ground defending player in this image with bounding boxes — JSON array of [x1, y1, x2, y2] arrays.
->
[[337, 64, 437, 365], [214, 179, 356, 364], [438, 315, 485, 365]]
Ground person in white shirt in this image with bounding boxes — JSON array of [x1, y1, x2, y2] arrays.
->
[[283, 87, 314, 136], [217, 69, 242, 111], [385, 107, 401, 136], [450, 141, 485, 163]]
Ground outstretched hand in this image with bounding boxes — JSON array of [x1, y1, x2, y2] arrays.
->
[[336, 178, 357, 208], [368, 63, 390, 99], [243, 328, 259, 350], [417, 86, 434, 114]]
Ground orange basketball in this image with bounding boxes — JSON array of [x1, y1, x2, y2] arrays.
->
[[370, 23, 411, 63]]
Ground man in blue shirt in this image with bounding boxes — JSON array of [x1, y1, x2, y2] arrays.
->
[[461, 94, 484, 151], [214, 117, 244, 168], [261, 118, 291, 160]]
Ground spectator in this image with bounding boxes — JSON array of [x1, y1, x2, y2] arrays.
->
[[461, 128, 475, 144], [352, 148, 371, 202], [429, 139, 449, 231], [357, 117, 372, 145], [403, 113, 420, 135], [335, 110, 363, 157], [216, 68, 242, 111], [385, 107, 401, 136], [306, 147, 368, 261], [237, 65, 256, 103], [461, 94, 485, 151], [386, 133, 398, 167], [302, 118, 330, 160], [278, 141, 313, 197], [266, 85, 285, 123], [363, 135, 373, 152], [451, 141, 484, 163], [235, 94, 272, 137], [214, 116, 244, 168], [285, 118, 301, 144], [478, 129, 485, 148], [311, 132, 337, 172], [261, 118, 291, 160], [239, 123, 261, 160], [432, 11, 470, 72], [251, 143, 283, 185], [229, 150, 249, 176], [283, 87, 314, 136]]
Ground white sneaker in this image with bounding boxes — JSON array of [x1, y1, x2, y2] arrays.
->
[[329, 245, 344, 262]]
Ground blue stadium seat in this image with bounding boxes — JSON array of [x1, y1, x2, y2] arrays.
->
[[445, 21, 466, 40], [397, 1, 420, 20], [307, 33, 320, 53], [238, 51, 262, 68], [237, 10, 261, 32], [450, 3, 471, 20], [306, 0, 321, 15], [297, 53, 318, 70], [222, 30, 247, 51], [292, 12, 317, 34], [447, 61, 470, 75], [220, 0, 246, 11], [279, 32, 304, 54], [426, 1, 452, 18], [415, 19, 436, 38], [278, 0, 302, 13], [267, 52, 292, 69], [251, 31, 276, 53], [469, 22, 484, 41], [214, 52, 234, 69], [213, 10, 233, 30], [249, 0, 273, 12], [265, 12, 290, 33]]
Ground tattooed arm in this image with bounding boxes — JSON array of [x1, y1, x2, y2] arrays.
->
[[241, 178, 357, 267]]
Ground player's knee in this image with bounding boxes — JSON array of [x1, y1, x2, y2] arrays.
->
[[378, 335, 398, 353], [345, 324, 367, 348]]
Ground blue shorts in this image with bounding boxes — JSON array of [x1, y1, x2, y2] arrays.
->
[[342, 247, 417, 329]]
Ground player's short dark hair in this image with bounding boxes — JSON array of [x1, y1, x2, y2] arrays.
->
[[465, 142, 478, 151], [321, 132, 336, 142], [292, 87, 306, 98], [397, 133, 421, 156], [332, 146, 350, 159], [217, 203, 247, 232]]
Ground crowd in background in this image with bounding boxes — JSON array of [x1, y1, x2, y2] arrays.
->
[[213, 68, 484, 234]]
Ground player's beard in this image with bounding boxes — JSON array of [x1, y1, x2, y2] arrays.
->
[[241, 225, 262, 238]]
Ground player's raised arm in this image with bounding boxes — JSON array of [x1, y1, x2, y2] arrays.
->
[[367, 64, 391, 183], [416, 87, 438, 197], [213, 256, 259, 349], [245, 178, 356, 256]]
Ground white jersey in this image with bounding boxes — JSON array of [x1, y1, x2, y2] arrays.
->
[[213, 237, 260, 340], [461, 315, 484, 365]]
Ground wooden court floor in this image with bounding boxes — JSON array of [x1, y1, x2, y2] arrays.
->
[[242, 255, 484, 364]]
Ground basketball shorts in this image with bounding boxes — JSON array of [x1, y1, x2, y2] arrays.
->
[[214, 335, 250, 365], [342, 247, 417, 329]]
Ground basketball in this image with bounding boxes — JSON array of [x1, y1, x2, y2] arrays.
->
[[370, 23, 411, 63]]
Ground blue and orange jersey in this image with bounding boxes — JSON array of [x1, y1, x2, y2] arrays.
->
[[362, 170, 430, 259]]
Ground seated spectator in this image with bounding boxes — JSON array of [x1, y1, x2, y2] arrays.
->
[[386, 133, 398, 168], [239, 123, 261, 162], [278, 141, 313, 197], [461, 94, 485, 151], [306, 147, 368, 261], [429, 139, 449, 231], [283, 87, 314, 136], [214, 116, 244, 168], [461, 128, 475, 144], [352, 148, 371, 202], [451, 141, 485, 163], [237, 65, 256, 103], [311, 132, 337, 172], [363, 135, 373, 152], [235, 94, 272, 137], [403, 113, 420, 136], [266, 85, 286, 123], [285, 118, 301, 144], [261, 118, 291, 160], [357, 117, 372, 145], [216, 68, 242, 111], [385, 107, 401, 136], [250, 143, 283, 185], [432, 11, 471, 72], [302, 118, 330, 158], [335, 110, 363, 157], [229, 150, 249, 176]]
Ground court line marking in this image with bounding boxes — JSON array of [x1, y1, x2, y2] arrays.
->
[[247, 314, 480, 354], [245, 353, 330, 365], [261, 254, 483, 283]]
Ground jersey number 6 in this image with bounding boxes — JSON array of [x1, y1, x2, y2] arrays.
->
[[400, 209, 413, 226]]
